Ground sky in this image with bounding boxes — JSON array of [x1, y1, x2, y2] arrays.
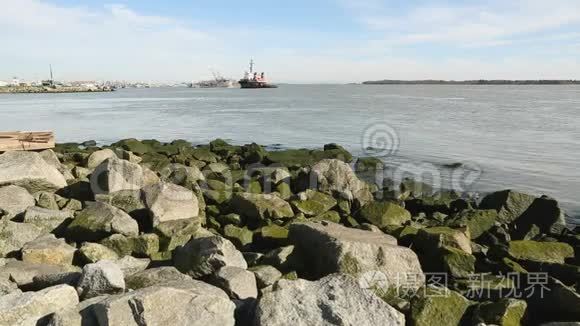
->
[[1, 0, 580, 83]]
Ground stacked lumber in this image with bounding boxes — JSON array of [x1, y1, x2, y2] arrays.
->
[[0, 131, 55, 151]]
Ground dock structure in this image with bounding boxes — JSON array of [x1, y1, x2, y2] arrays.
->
[[0, 131, 55, 151]]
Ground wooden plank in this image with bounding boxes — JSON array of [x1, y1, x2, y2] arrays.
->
[[0, 131, 55, 151]]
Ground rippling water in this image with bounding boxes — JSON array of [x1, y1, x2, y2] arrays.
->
[[0, 85, 578, 218]]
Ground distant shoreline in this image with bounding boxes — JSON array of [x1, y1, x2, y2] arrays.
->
[[362, 80, 580, 85], [0, 86, 114, 94]]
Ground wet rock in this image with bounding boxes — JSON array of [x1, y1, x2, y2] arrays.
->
[[174, 235, 247, 278], [291, 189, 337, 217], [21, 234, 76, 266], [359, 201, 412, 228], [93, 280, 235, 326], [22, 207, 73, 234], [507, 240, 574, 264], [125, 266, 190, 290], [0, 220, 45, 257], [0, 284, 79, 326], [142, 181, 199, 226], [212, 266, 258, 299], [310, 159, 373, 207], [76, 260, 125, 299], [230, 192, 294, 224], [0, 151, 68, 192], [410, 285, 471, 326], [0, 185, 34, 217], [254, 274, 404, 326], [289, 221, 424, 291], [90, 157, 143, 195], [66, 201, 139, 242]]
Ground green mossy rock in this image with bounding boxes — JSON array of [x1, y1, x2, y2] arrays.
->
[[441, 246, 476, 278], [472, 298, 527, 326], [359, 201, 411, 228], [479, 190, 536, 224], [508, 240, 574, 264], [132, 233, 160, 257], [410, 286, 471, 326], [246, 180, 262, 194], [456, 275, 518, 301], [191, 148, 219, 163], [223, 225, 253, 248], [217, 213, 243, 226], [275, 182, 292, 200], [355, 157, 383, 172], [311, 210, 341, 224], [447, 209, 498, 239], [203, 189, 232, 205], [417, 226, 472, 254], [140, 152, 171, 172], [260, 225, 290, 244], [100, 234, 134, 256], [291, 190, 337, 217], [229, 193, 294, 225], [154, 218, 200, 251], [111, 138, 152, 155]]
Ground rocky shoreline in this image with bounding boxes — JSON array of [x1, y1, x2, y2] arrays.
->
[[0, 138, 578, 325]]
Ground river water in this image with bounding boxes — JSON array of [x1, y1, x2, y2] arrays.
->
[[0, 85, 578, 218]]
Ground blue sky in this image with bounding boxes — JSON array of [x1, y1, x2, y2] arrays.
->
[[1, 0, 580, 82]]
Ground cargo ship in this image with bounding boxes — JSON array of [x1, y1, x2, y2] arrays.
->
[[239, 60, 278, 89]]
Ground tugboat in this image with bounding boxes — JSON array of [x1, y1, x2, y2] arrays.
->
[[239, 60, 278, 89]]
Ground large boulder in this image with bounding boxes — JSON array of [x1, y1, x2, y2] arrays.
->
[[229, 192, 294, 224], [416, 226, 472, 254], [22, 207, 74, 234], [0, 220, 45, 257], [142, 182, 199, 226], [90, 157, 143, 195], [359, 201, 412, 228], [174, 235, 247, 278], [0, 284, 79, 326], [446, 209, 498, 239], [507, 240, 574, 264], [289, 221, 424, 291], [254, 274, 405, 326], [45, 295, 107, 326], [76, 260, 125, 299], [86, 148, 117, 169], [0, 185, 34, 217], [0, 151, 68, 192], [21, 234, 76, 266], [479, 190, 536, 224], [309, 159, 373, 207], [66, 202, 139, 242], [93, 280, 236, 325], [0, 260, 79, 288]]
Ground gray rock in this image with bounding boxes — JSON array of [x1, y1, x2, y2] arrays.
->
[[479, 189, 537, 224], [90, 157, 143, 195], [21, 234, 76, 266], [46, 295, 107, 326], [116, 256, 150, 277], [254, 274, 405, 326], [0, 260, 79, 288], [77, 260, 125, 299], [0, 151, 68, 192], [212, 266, 258, 299], [229, 192, 294, 224], [78, 242, 120, 263], [22, 206, 73, 233], [174, 235, 247, 278], [289, 221, 425, 291], [66, 202, 139, 242], [32, 270, 82, 289], [0, 284, 79, 326], [39, 149, 74, 181], [34, 191, 60, 210], [142, 181, 199, 226], [0, 277, 18, 296], [86, 149, 117, 169], [125, 266, 190, 290], [310, 159, 374, 207], [114, 148, 142, 164], [0, 185, 34, 217], [93, 280, 235, 326], [159, 163, 205, 188], [251, 265, 283, 288], [0, 220, 45, 257]]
